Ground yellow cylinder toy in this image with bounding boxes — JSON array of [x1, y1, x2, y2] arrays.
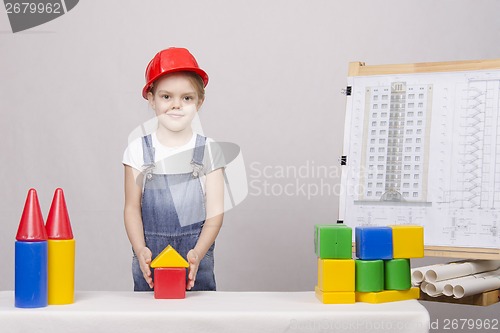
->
[[46, 188, 75, 305], [48, 239, 75, 304]]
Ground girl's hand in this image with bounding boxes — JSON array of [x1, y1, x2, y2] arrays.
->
[[186, 249, 200, 290], [138, 247, 154, 288]]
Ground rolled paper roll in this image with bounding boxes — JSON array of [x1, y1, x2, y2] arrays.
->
[[420, 281, 428, 293], [443, 284, 454, 296], [442, 275, 475, 296], [425, 280, 449, 297], [425, 260, 500, 283], [429, 292, 443, 297], [442, 269, 500, 296], [411, 263, 447, 284], [453, 275, 500, 299]]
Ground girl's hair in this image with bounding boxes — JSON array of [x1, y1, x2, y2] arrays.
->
[[148, 71, 205, 102]]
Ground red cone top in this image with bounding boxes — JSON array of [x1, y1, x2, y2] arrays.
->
[[46, 188, 74, 239], [16, 188, 48, 241]]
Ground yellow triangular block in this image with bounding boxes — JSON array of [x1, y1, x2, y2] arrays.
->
[[150, 245, 189, 268]]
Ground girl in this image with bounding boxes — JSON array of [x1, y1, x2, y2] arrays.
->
[[123, 48, 224, 291]]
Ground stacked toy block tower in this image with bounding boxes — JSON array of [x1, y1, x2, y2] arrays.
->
[[150, 245, 189, 299], [354, 225, 423, 303], [15, 188, 75, 308], [314, 224, 355, 304]]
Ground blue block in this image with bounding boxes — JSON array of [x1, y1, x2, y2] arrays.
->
[[15, 241, 48, 308], [355, 226, 393, 260]]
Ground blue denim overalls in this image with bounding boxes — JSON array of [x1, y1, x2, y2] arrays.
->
[[132, 134, 216, 291]]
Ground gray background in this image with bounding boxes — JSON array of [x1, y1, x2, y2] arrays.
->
[[1, 0, 499, 329]]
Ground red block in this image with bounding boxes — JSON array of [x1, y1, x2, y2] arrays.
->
[[154, 268, 186, 299]]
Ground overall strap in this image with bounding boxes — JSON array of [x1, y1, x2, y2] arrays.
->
[[191, 134, 207, 178], [141, 134, 156, 170]]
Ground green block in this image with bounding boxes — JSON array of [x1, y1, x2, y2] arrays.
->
[[314, 224, 352, 259], [384, 259, 411, 290], [355, 259, 384, 292]]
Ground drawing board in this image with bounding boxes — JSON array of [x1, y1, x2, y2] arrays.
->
[[340, 59, 500, 259]]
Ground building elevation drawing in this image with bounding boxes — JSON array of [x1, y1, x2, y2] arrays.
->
[[341, 70, 500, 248]]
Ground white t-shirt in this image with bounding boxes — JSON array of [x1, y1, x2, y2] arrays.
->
[[122, 132, 225, 190]]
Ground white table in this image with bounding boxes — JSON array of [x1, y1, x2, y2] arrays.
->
[[0, 291, 429, 333]]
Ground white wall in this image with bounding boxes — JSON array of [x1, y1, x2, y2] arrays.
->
[[1, 0, 499, 327]]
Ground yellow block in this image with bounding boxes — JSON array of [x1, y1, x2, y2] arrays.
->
[[315, 286, 355, 304], [151, 245, 189, 268], [48, 239, 75, 305], [390, 225, 424, 258], [318, 258, 355, 292], [355, 287, 420, 303]]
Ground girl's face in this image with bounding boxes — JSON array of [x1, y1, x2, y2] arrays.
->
[[148, 73, 203, 133]]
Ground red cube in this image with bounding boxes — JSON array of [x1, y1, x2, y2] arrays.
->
[[154, 268, 186, 299]]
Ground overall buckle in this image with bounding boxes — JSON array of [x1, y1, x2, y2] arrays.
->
[[191, 162, 204, 178]]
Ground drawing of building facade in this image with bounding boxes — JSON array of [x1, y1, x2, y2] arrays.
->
[[358, 82, 433, 202]]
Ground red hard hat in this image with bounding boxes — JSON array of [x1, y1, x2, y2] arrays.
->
[[142, 47, 209, 99]]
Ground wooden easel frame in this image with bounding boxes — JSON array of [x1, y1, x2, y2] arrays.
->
[[347, 59, 500, 260]]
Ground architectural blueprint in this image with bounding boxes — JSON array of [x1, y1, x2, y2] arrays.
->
[[340, 69, 500, 248]]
